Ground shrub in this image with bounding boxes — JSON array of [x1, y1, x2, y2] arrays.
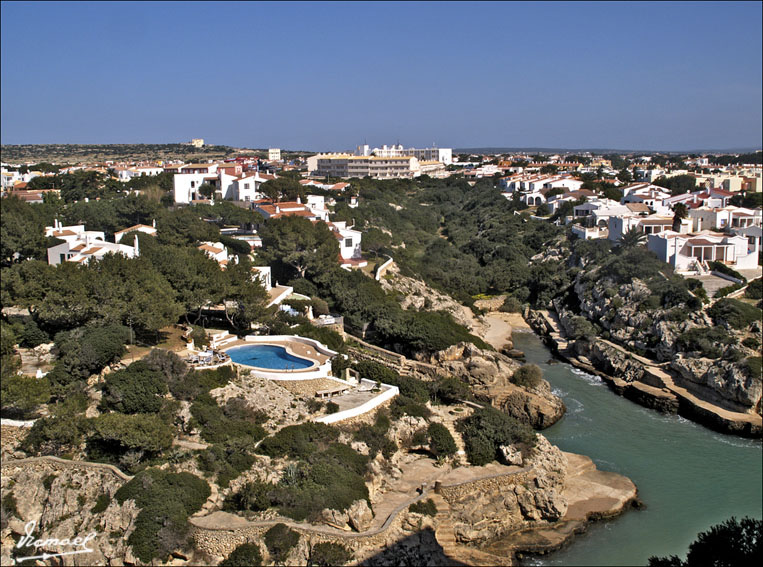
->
[[190, 393, 266, 445], [20, 319, 49, 348], [715, 282, 744, 299], [22, 415, 87, 456], [0, 375, 50, 419], [742, 337, 760, 351], [220, 543, 263, 567], [310, 542, 352, 567], [511, 364, 542, 389], [675, 327, 734, 359], [190, 325, 209, 349], [223, 480, 274, 512], [744, 278, 762, 300], [390, 395, 432, 420], [430, 376, 471, 404], [90, 493, 111, 514], [566, 316, 596, 340], [264, 523, 299, 563], [100, 360, 168, 414], [325, 401, 339, 414], [354, 411, 396, 459], [256, 422, 339, 459], [409, 498, 438, 517], [743, 357, 762, 379], [500, 296, 522, 313], [427, 422, 457, 458], [197, 442, 255, 488], [115, 469, 211, 563], [457, 406, 536, 466], [86, 412, 174, 467], [708, 299, 762, 330]]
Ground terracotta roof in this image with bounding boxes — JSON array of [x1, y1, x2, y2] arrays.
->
[[81, 247, 103, 255], [198, 244, 224, 254], [115, 224, 155, 234], [53, 230, 77, 237], [626, 203, 651, 213], [687, 238, 724, 246]]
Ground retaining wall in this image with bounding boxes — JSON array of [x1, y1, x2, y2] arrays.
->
[[315, 381, 399, 424]]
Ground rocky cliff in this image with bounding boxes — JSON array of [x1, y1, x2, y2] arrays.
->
[[440, 435, 568, 545], [0, 458, 136, 566], [428, 343, 565, 429]]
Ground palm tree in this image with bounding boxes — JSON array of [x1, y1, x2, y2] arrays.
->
[[618, 226, 647, 249]]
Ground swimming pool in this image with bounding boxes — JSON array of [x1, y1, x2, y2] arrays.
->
[[226, 344, 314, 370]]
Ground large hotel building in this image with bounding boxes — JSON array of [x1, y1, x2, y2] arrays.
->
[[307, 144, 452, 179]]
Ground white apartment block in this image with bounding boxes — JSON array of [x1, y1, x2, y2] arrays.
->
[[268, 148, 281, 162], [309, 154, 420, 179], [46, 221, 139, 266], [355, 144, 453, 165]]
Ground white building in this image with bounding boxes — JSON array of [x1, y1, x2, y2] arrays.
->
[[114, 222, 157, 242], [268, 148, 281, 162], [328, 221, 366, 268], [46, 221, 139, 265], [355, 143, 453, 165], [647, 230, 759, 272], [198, 242, 230, 269]]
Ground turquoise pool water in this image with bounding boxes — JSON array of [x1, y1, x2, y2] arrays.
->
[[226, 344, 314, 370]]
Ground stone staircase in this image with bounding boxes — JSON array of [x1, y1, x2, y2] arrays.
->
[[438, 410, 470, 463], [210, 331, 237, 348]]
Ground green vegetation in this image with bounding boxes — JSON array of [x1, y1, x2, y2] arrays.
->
[[648, 516, 762, 567], [220, 543, 263, 566], [100, 360, 168, 414], [708, 299, 762, 330], [264, 523, 300, 563], [745, 278, 763, 300], [427, 422, 457, 459], [676, 327, 735, 359], [511, 364, 543, 388], [115, 468, 211, 563], [457, 406, 536, 466], [409, 498, 438, 517], [309, 542, 353, 567], [353, 411, 396, 459], [90, 493, 111, 514], [190, 393, 267, 445]]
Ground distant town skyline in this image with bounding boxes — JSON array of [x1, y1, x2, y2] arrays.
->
[[1, 1, 761, 151]]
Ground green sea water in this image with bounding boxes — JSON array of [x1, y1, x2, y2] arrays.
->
[[509, 331, 762, 566]]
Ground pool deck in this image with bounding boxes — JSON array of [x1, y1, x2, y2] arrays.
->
[[223, 338, 331, 370]]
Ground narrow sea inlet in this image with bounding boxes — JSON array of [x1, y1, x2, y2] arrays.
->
[[506, 331, 762, 566]]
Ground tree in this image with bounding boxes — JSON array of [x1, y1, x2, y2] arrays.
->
[[427, 422, 457, 458], [259, 216, 340, 280], [100, 360, 168, 414], [672, 203, 688, 232], [309, 542, 352, 567], [264, 523, 299, 563], [648, 516, 762, 567], [221, 543, 263, 566], [259, 177, 302, 202], [540, 164, 558, 175], [618, 226, 647, 249], [222, 257, 271, 332], [197, 182, 216, 199], [0, 375, 50, 418], [617, 169, 633, 183]]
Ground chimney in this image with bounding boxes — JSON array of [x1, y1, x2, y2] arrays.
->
[[296, 196, 301, 204], [152, 218, 156, 228], [134, 234, 140, 257], [275, 205, 280, 214]]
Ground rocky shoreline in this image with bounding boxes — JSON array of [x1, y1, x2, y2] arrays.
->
[[525, 308, 763, 438]]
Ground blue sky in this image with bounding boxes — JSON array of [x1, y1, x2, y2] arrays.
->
[[1, 1, 761, 151]]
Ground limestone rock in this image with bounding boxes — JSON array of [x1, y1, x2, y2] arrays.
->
[[431, 343, 565, 429], [499, 445, 523, 466], [347, 499, 374, 532]]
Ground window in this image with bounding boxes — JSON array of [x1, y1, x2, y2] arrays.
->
[[344, 238, 353, 247], [191, 181, 195, 188]]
